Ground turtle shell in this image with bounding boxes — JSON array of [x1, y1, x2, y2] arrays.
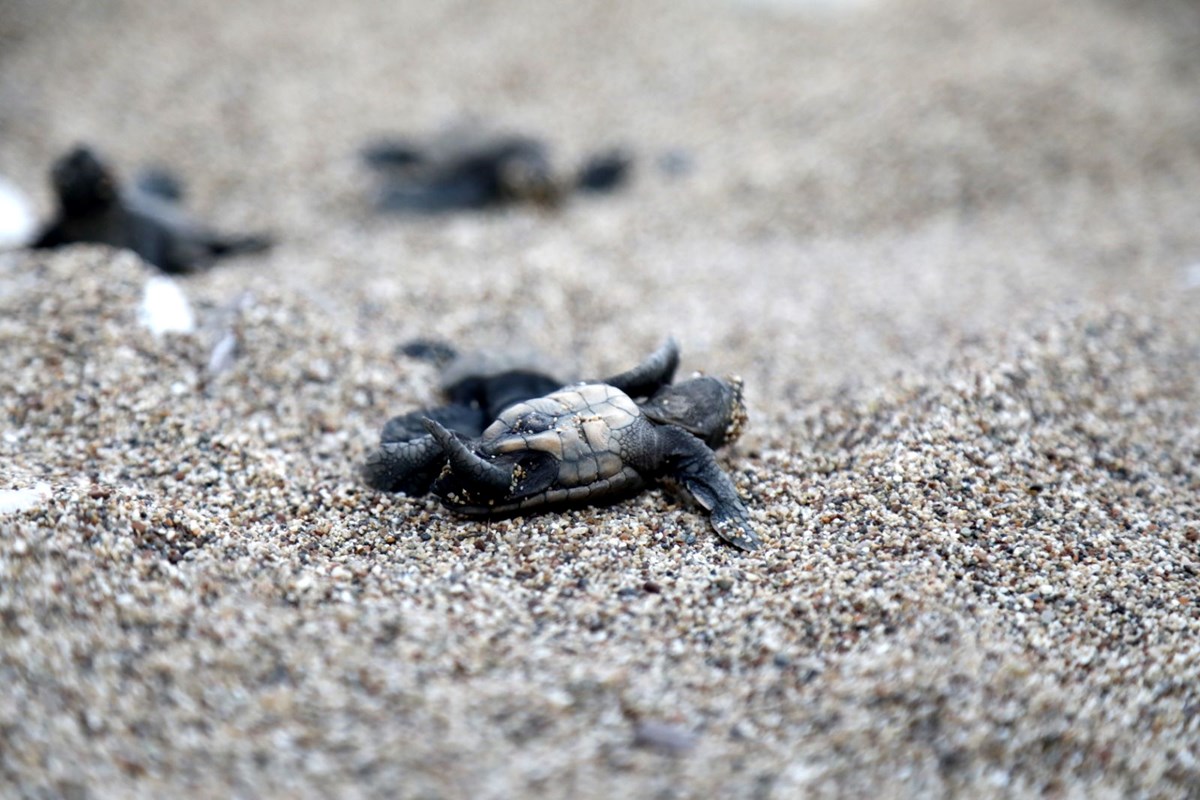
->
[[434, 382, 648, 514], [484, 382, 640, 483]]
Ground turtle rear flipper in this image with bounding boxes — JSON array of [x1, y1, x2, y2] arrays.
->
[[601, 338, 679, 399], [654, 425, 760, 551]]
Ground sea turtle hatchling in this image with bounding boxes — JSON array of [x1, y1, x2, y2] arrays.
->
[[364, 339, 760, 551], [31, 145, 272, 274], [362, 125, 632, 213]]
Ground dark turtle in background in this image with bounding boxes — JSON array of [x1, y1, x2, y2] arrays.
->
[[364, 339, 760, 551], [31, 145, 272, 274], [361, 125, 632, 213]]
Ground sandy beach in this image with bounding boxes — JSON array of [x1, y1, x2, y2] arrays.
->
[[2, 0, 1199, 796]]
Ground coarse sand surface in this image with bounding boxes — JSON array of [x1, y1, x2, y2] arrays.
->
[[2, 0, 1199, 797]]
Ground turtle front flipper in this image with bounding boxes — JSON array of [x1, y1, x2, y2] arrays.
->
[[423, 418, 514, 493], [478, 370, 562, 421], [601, 338, 680, 399], [138, 212, 271, 273], [381, 404, 488, 445], [362, 435, 446, 495], [368, 403, 491, 495], [653, 425, 761, 551]]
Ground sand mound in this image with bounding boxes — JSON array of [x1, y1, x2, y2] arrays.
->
[[2, 247, 1197, 797]]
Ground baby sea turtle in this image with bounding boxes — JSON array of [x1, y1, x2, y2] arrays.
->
[[31, 145, 271, 274], [362, 126, 631, 213], [364, 340, 760, 551]]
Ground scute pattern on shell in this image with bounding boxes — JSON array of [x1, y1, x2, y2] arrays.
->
[[484, 383, 641, 488]]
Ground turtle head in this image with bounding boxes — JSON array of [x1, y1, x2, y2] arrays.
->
[[640, 375, 747, 449], [496, 144, 560, 208], [51, 145, 119, 215]]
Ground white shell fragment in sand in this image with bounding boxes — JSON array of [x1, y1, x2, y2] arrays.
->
[[632, 720, 697, 755], [139, 275, 196, 335], [0, 176, 36, 249], [207, 330, 238, 375], [0, 484, 51, 515]]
